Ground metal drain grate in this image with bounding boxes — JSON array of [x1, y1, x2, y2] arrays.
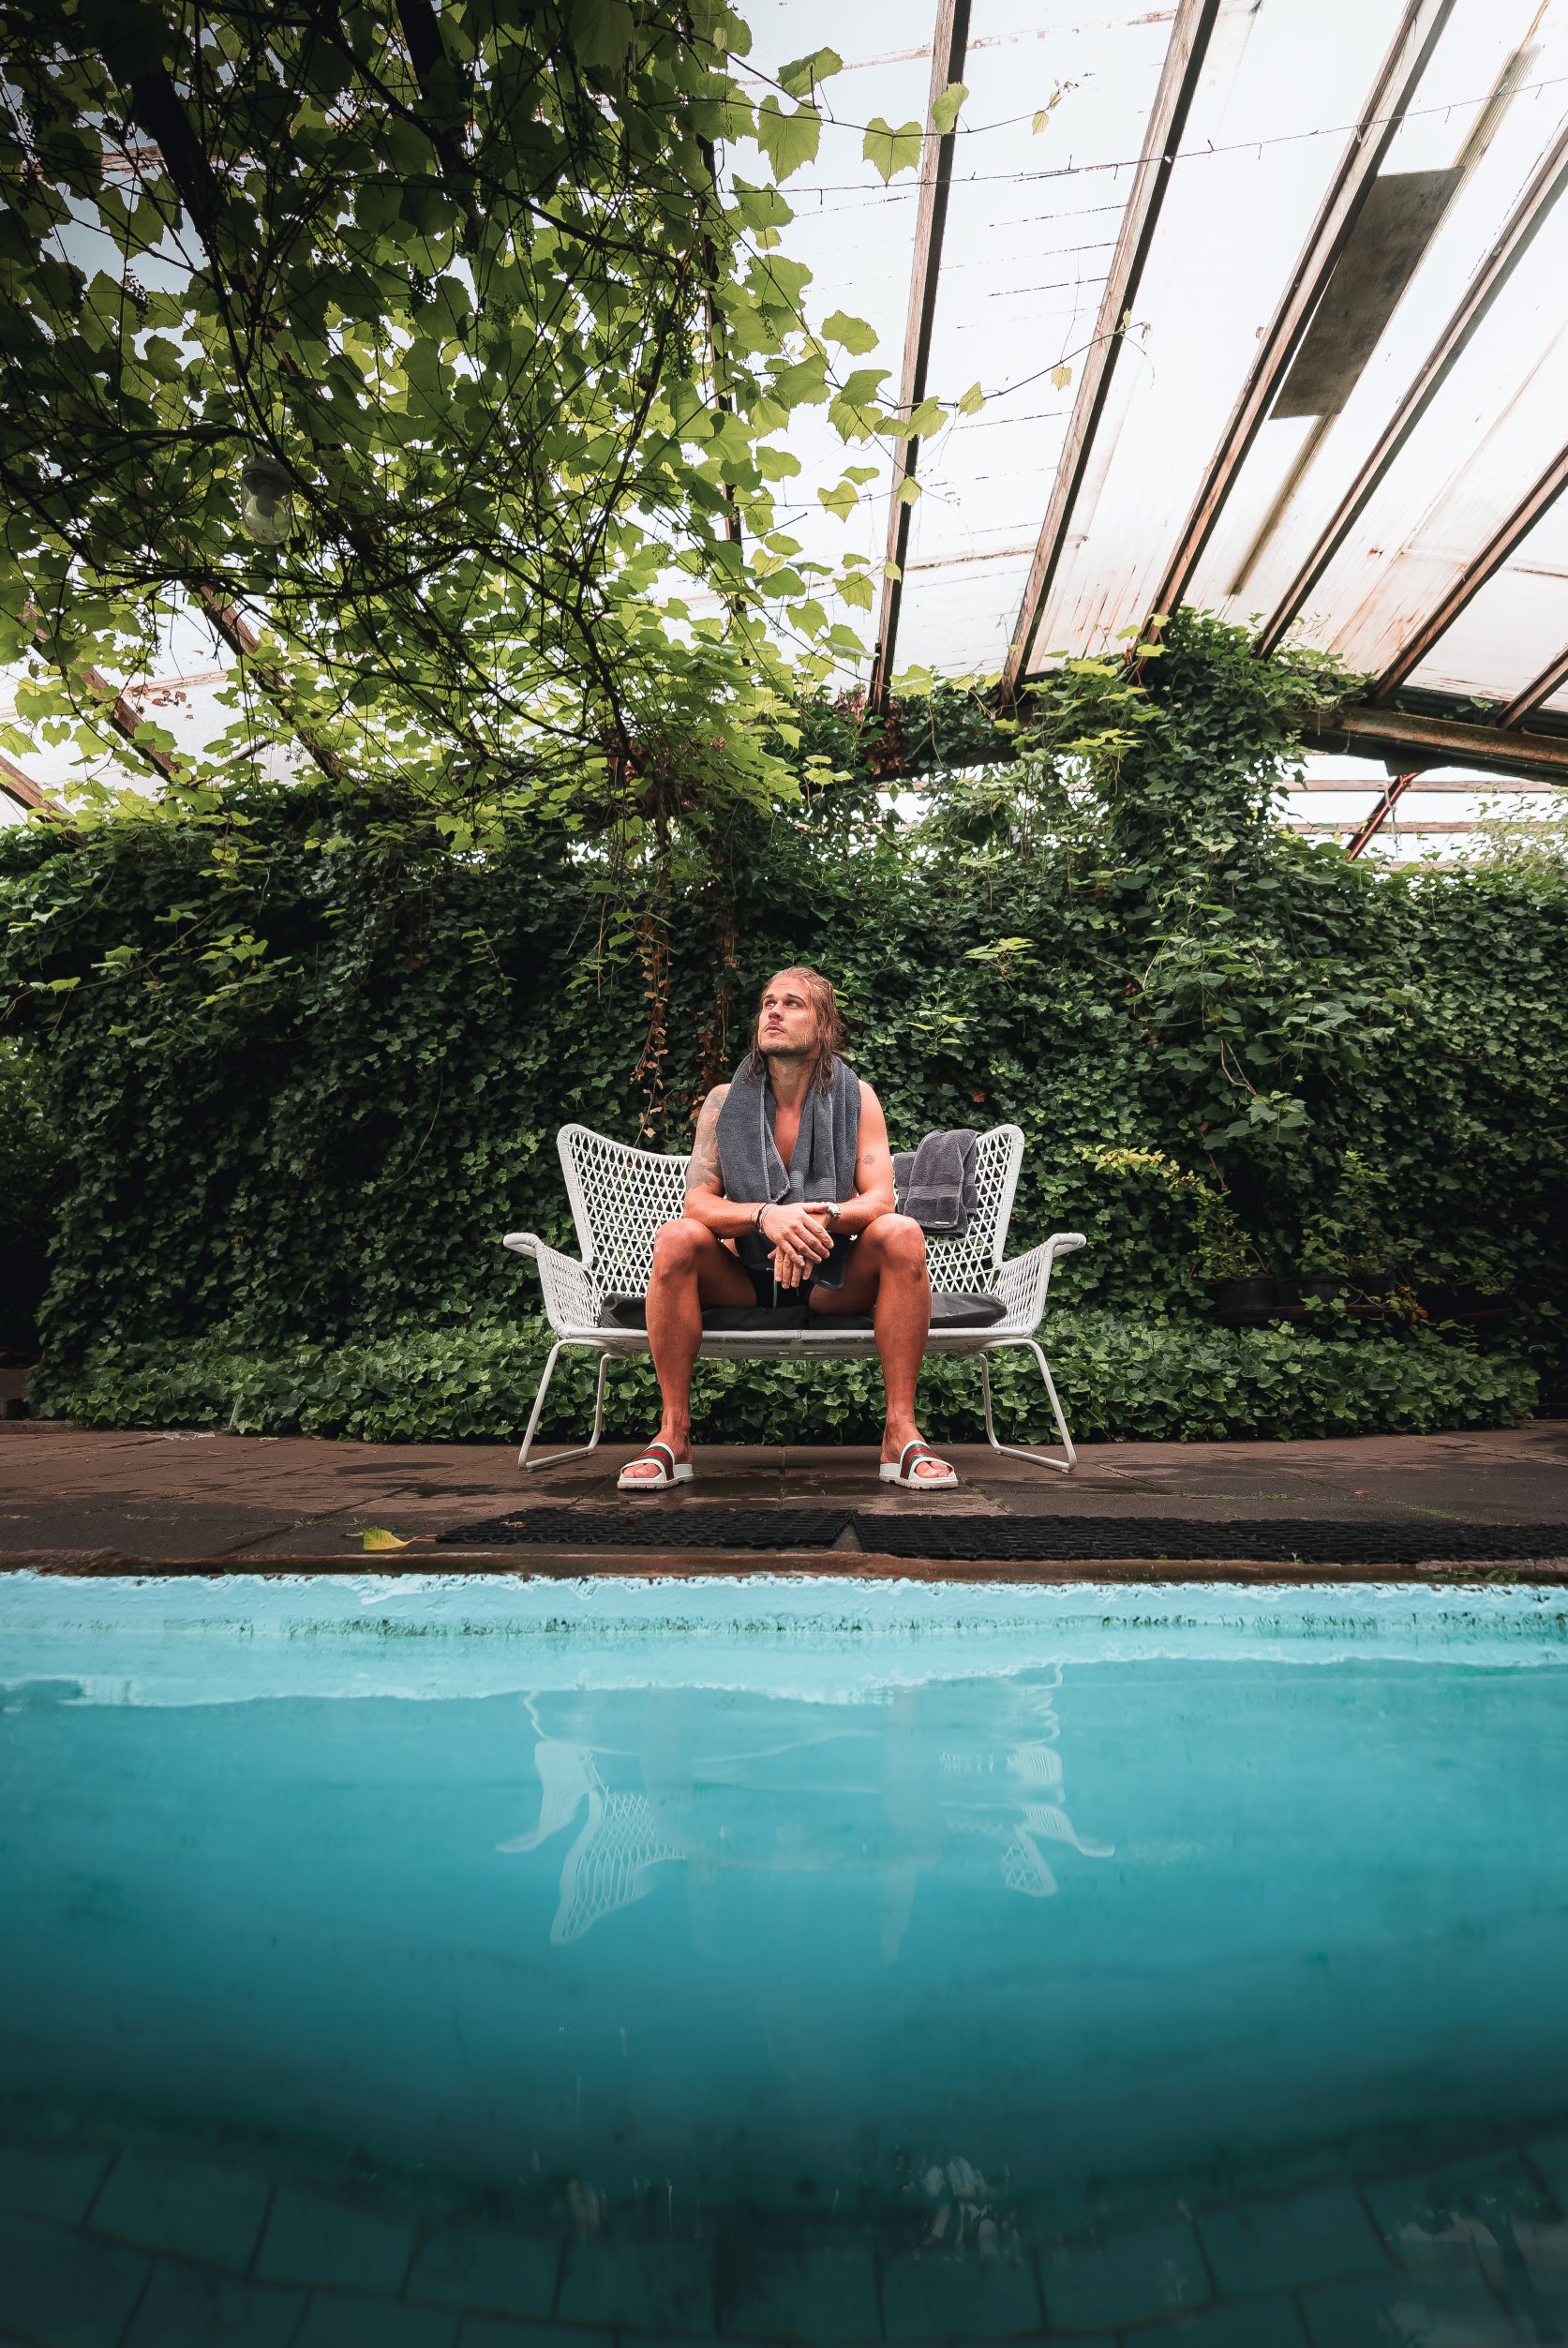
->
[[437, 1509, 1568, 1564], [440, 1507, 854, 1551], [855, 1517, 1568, 1565]]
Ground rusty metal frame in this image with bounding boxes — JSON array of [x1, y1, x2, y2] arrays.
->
[[1295, 815, 1476, 835], [185, 580, 343, 781], [27, 614, 182, 785], [1255, 115, 1568, 658], [1146, 0, 1457, 629], [1305, 697, 1568, 782], [1496, 641, 1568, 729], [1344, 771, 1419, 859], [0, 754, 49, 814], [868, 0, 972, 712], [1000, 0, 1221, 696], [1370, 441, 1568, 699]]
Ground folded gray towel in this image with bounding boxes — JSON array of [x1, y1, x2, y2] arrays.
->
[[893, 1128, 980, 1235], [714, 1053, 861, 1291]]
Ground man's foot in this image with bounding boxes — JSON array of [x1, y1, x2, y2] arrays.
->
[[618, 1436, 694, 1491], [879, 1429, 958, 1488]]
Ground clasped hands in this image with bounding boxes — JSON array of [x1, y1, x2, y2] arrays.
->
[[758, 1199, 835, 1290]]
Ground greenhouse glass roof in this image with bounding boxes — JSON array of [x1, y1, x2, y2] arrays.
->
[[5, 0, 1568, 829], [740, 0, 1568, 758]]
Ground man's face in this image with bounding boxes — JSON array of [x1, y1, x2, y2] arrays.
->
[[757, 974, 818, 1061]]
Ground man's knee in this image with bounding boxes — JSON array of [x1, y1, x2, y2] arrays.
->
[[874, 1212, 929, 1272], [650, 1217, 708, 1279]]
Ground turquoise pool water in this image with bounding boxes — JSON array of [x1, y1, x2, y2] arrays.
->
[[2, 1574, 1567, 2345]]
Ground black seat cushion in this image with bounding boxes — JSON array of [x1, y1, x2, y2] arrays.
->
[[599, 1292, 1007, 1333]]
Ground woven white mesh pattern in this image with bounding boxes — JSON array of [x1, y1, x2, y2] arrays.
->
[[552, 1789, 680, 1946], [560, 1126, 690, 1291], [921, 1127, 1020, 1290], [560, 1121, 1022, 1294], [530, 1241, 604, 1330], [993, 1242, 1053, 1330]]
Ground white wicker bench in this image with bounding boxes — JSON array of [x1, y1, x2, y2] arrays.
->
[[503, 1121, 1085, 1475]]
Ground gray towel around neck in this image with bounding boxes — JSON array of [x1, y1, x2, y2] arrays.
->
[[715, 1054, 861, 1291], [893, 1127, 980, 1235]]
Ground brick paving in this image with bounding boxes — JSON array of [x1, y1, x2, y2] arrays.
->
[[1, 1419, 1564, 1574], [2, 2116, 1564, 2343]]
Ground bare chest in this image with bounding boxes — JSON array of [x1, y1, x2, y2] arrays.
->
[[772, 1103, 802, 1171]]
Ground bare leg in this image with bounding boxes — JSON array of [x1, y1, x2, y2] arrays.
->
[[623, 1219, 754, 1482], [812, 1214, 952, 1479]]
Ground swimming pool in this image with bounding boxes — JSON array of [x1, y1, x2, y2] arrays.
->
[[3, 1573, 1567, 2344]]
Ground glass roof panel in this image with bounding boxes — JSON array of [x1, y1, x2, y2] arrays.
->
[[1400, 495, 1568, 704], [16, 0, 1568, 801], [728, 1, 943, 665], [1027, 0, 1421, 661], [893, 0, 1176, 676], [1195, 0, 1568, 644], [744, 0, 1568, 720]]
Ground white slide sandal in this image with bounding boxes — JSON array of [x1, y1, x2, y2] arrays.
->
[[617, 1440, 694, 1493], [879, 1439, 959, 1490]]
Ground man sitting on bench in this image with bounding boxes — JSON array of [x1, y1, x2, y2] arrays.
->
[[619, 965, 957, 1492]]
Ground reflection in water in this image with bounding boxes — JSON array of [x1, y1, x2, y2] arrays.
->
[[500, 1668, 1113, 1949], [498, 1729, 683, 1945], [5, 1595, 1568, 2344]]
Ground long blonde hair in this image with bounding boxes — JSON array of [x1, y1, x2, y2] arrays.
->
[[745, 965, 847, 1094]]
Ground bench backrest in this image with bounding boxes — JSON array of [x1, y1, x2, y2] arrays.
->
[[557, 1122, 1025, 1295]]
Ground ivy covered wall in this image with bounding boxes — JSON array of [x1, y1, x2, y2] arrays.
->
[[2, 618, 1563, 1442]]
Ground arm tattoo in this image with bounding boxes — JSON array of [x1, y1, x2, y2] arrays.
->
[[685, 1090, 725, 1203]]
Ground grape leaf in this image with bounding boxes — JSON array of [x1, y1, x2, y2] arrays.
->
[[756, 96, 821, 181], [821, 308, 877, 354], [863, 117, 923, 182], [779, 46, 843, 97], [931, 82, 968, 136]]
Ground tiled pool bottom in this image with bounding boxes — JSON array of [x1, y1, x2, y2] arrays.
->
[[3, 1578, 1568, 2348]]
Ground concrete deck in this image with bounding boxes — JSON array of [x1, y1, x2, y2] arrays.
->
[[2, 1418, 1565, 1577]]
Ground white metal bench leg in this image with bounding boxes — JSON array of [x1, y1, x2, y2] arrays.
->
[[518, 1344, 609, 1472], [980, 1340, 1077, 1473]]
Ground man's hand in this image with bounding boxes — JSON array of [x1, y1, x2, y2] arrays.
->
[[762, 1201, 833, 1289]]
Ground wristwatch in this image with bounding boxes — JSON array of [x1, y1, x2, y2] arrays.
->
[[826, 1204, 843, 1235]]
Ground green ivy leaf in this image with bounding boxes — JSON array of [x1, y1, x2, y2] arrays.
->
[[731, 178, 795, 232], [756, 95, 822, 181], [956, 380, 986, 415], [930, 81, 968, 136], [565, 0, 634, 72], [778, 46, 843, 97], [863, 117, 923, 182], [821, 309, 878, 354], [770, 352, 830, 407], [754, 444, 802, 480], [829, 363, 889, 441]]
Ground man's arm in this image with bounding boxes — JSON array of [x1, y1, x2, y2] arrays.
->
[[823, 1081, 897, 1235], [681, 1085, 752, 1237]]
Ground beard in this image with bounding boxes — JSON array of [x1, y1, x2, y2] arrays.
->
[[757, 1034, 817, 1062]]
